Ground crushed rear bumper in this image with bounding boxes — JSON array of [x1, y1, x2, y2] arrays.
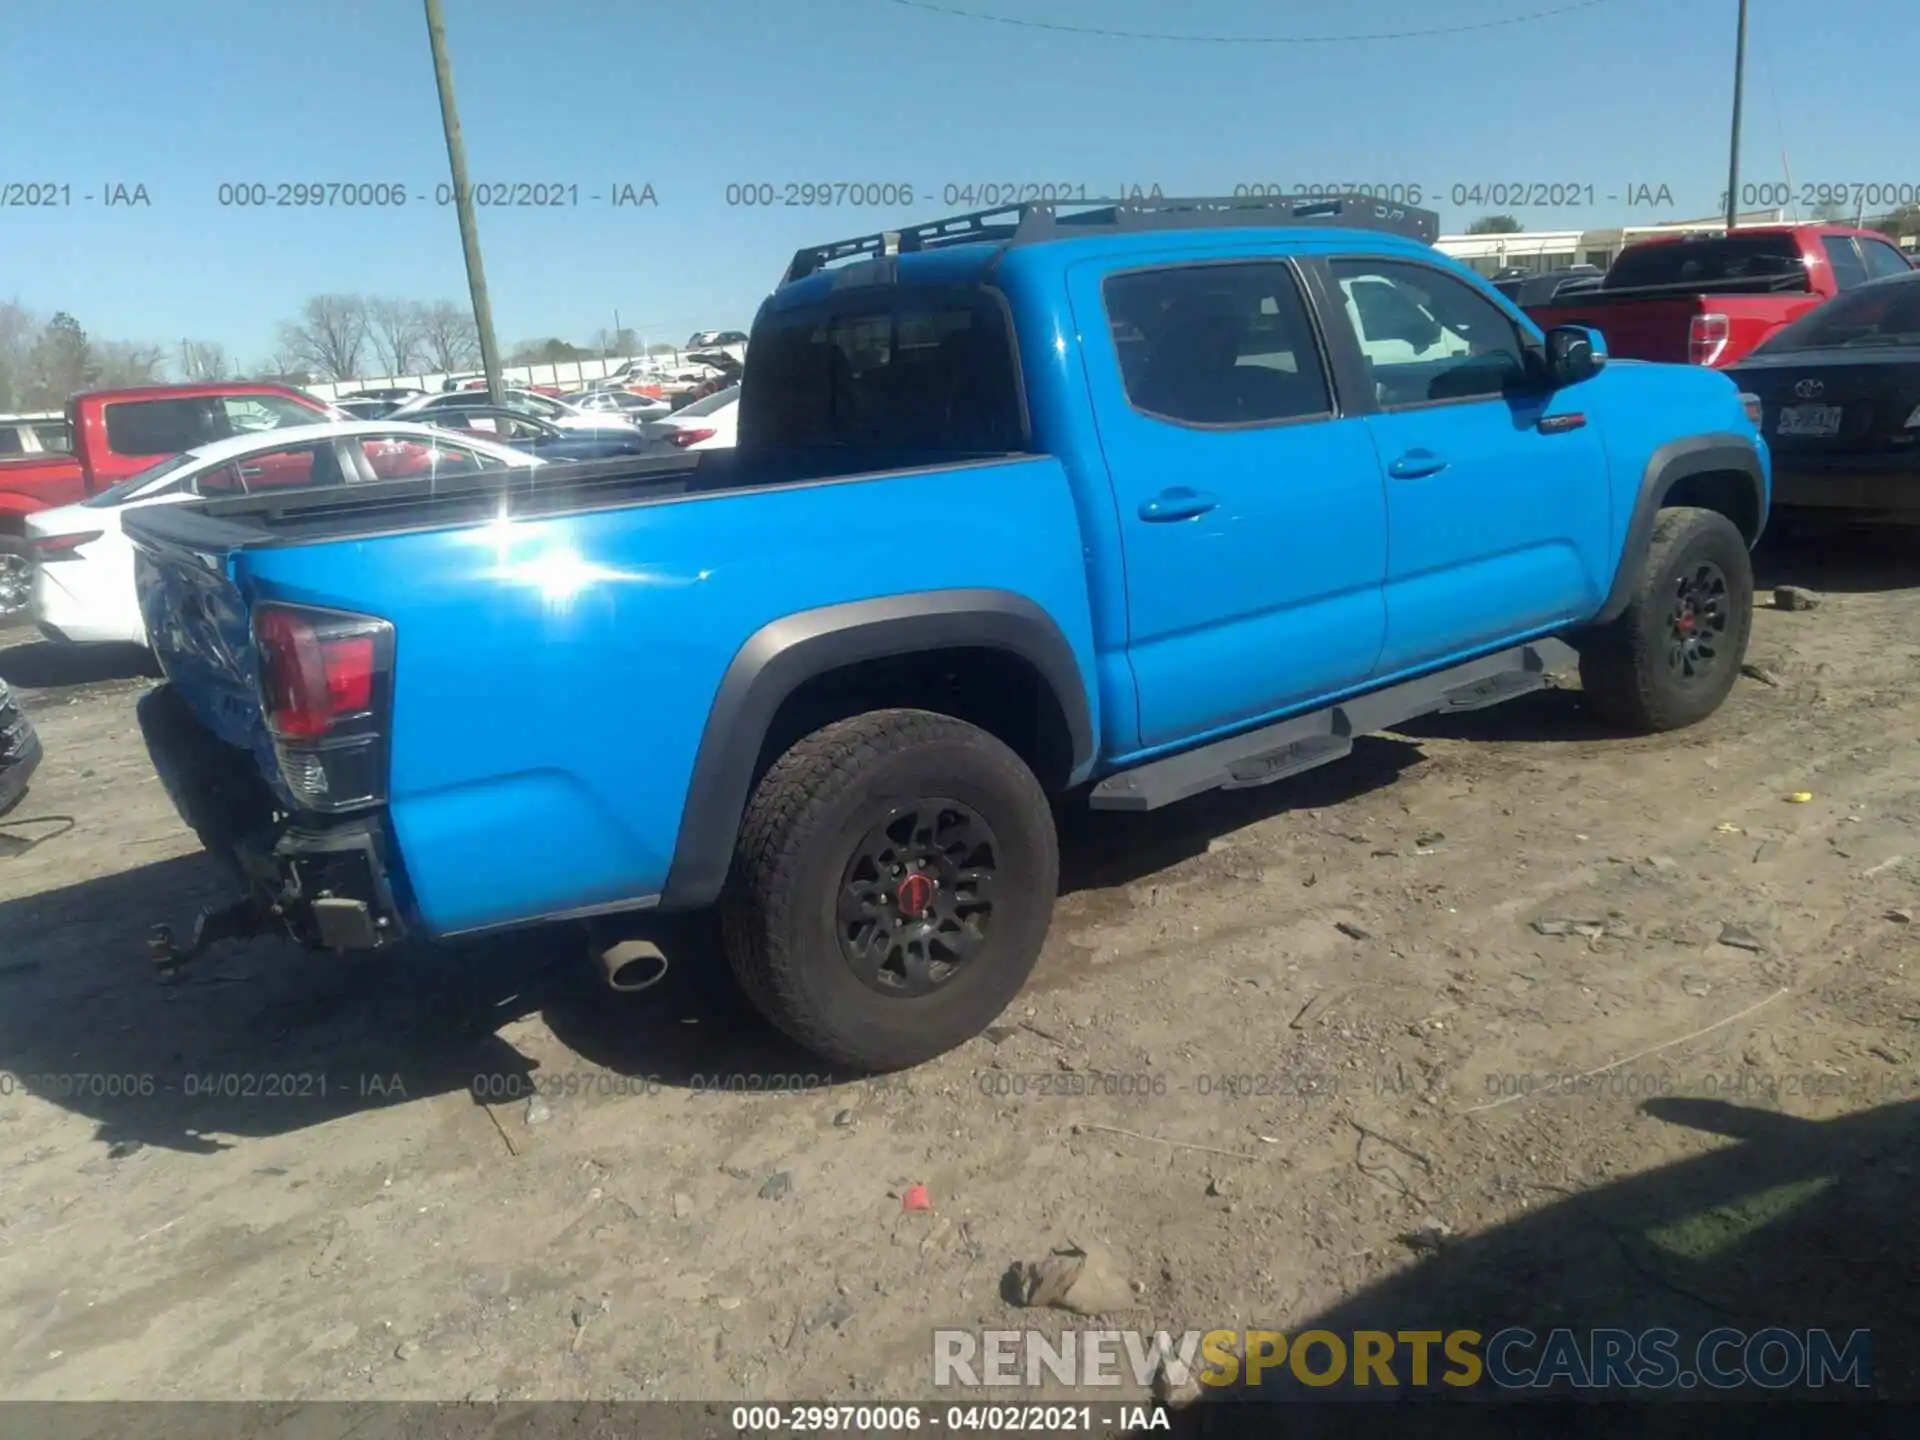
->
[[137, 683, 408, 952]]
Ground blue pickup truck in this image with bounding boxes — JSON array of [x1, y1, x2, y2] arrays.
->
[[125, 194, 1770, 1071]]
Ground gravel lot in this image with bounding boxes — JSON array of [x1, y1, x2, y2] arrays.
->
[[2, 524, 1917, 1421]]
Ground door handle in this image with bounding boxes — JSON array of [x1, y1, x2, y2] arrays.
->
[[1138, 487, 1220, 522], [1387, 450, 1449, 480]]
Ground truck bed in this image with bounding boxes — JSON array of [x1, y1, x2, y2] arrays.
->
[[123, 440, 1090, 939], [122, 445, 1033, 552]]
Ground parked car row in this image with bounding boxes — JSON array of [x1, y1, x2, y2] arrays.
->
[[1520, 222, 1918, 522], [0, 368, 745, 633]]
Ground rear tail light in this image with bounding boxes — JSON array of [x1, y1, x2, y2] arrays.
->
[[1739, 392, 1764, 428], [1689, 313, 1731, 366], [253, 602, 394, 812], [30, 530, 103, 560], [669, 427, 717, 447]]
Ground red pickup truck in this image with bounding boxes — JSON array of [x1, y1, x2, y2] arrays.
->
[[0, 383, 332, 616], [1524, 225, 1914, 369]]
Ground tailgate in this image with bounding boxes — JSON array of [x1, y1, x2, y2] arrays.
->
[[123, 503, 277, 771]]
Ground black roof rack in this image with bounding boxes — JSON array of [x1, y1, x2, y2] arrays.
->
[[778, 192, 1440, 285]]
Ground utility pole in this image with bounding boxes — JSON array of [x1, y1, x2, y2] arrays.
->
[[423, 0, 504, 406], [1723, 0, 1749, 232]]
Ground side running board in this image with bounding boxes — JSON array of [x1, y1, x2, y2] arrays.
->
[[1090, 638, 1578, 812]]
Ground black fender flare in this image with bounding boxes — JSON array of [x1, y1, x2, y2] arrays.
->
[[1591, 432, 1767, 626], [659, 588, 1095, 910]]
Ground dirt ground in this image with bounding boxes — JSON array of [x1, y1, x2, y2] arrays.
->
[[2, 524, 1917, 1421]]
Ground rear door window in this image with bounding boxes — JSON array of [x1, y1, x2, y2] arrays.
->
[[1821, 237, 1870, 291], [224, 394, 321, 433], [742, 289, 1026, 451], [195, 441, 336, 495], [1859, 238, 1914, 280], [1102, 262, 1332, 426], [358, 433, 519, 480]]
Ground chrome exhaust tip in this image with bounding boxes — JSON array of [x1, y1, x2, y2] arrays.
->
[[596, 936, 670, 994]]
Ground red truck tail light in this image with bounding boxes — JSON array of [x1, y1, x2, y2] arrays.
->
[[30, 530, 103, 559], [669, 427, 717, 448], [253, 602, 394, 812], [1689, 313, 1731, 366]]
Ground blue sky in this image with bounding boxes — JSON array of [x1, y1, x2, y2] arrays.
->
[[1, 0, 1910, 367]]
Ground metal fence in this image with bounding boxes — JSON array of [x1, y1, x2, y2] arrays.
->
[[302, 354, 694, 402]]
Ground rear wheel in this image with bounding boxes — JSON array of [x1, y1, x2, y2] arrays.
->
[[1579, 506, 1753, 733], [0, 536, 32, 619], [719, 709, 1058, 1072]]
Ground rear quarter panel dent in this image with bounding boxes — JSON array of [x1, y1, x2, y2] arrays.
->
[[237, 458, 1099, 935]]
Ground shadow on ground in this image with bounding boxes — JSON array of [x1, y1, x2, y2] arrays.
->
[[0, 731, 1430, 1156], [1755, 512, 1920, 596], [6, 516, 1914, 1160], [0, 636, 157, 691], [1136, 1098, 1917, 1436]]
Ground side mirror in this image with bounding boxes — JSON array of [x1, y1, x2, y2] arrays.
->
[[1544, 325, 1607, 386]]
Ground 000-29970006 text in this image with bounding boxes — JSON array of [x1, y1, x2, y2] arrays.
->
[[0, 1072, 156, 1098]]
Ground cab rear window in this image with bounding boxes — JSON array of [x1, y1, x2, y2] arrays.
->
[[103, 394, 321, 456], [741, 288, 1027, 452], [1606, 235, 1806, 289], [104, 397, 230, 455]]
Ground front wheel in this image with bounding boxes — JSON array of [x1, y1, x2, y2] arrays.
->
[[1578, 506, 1753, 733], [719, 709, 1059, 1071]]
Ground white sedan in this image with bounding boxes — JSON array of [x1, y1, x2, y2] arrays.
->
[[386, 388, 637, 432], [28, 420, 541, 647], [638, 387, 739, 453]]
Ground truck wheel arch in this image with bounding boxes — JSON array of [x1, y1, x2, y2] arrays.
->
[[660, 589, 1095, 910], [1592, 433, 1766, 627]]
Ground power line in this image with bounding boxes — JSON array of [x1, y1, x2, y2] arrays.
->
[[879, 0, 1628, 44]]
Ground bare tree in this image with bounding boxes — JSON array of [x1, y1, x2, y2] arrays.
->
[[92, 340, 166, 389], [177, 338, 229, 381], [1866, 203, 1920, 242], [417, 300, 481, 372], [0, 299, 42, 410], [24, 312, 97, 406], [277, 294, 370, 380], [368, 298, 425, 376]]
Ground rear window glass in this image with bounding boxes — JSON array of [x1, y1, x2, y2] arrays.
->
[[1606, 235, 1806, 289], [103, 397, 231, 455], [1755, 277, 1920, 352], [82, 451, 199, 507], [741, 290, 1025, 451]]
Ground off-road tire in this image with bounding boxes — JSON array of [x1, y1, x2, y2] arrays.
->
[[1578, 506, 1752, 733], [719, 708, 1059, 1072]]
